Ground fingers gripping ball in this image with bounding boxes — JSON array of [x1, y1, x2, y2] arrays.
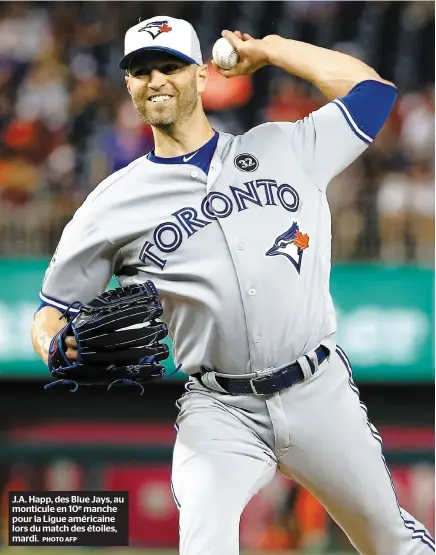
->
[[212, 37, 239, 69], [45, 282, 171, 394]]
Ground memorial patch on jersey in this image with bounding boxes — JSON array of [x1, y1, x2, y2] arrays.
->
[[139, 20, 173, 39], [234, 153, 259, 172], [265, 221, 310, 274]]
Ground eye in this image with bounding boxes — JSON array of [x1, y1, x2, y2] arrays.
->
[[278, 240, 287, 248], [162, 64, 181, 74], [131, 67, 151, 77]]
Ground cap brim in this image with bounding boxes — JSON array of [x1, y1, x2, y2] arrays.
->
[[120, 46, 198, 70]]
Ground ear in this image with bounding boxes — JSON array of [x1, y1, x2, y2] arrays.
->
[[125, 74, 132, 95], [196, 64, 209, 93]]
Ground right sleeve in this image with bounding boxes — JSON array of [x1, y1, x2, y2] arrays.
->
[[39, 204, 118, 313]]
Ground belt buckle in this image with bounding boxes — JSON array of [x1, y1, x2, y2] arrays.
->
[[249, 367, 275, 395]]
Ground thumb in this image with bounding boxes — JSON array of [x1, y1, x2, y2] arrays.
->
[[211, 59, 239, 79]]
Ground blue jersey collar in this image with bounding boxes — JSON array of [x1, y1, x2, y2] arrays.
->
[[148, 131, 219, 175]]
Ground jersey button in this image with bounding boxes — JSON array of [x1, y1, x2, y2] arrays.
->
[[249, 288, 256, 296], [237, 242, 243, 251], [255, 336, 261, 343], [190, 170, 198, 179]]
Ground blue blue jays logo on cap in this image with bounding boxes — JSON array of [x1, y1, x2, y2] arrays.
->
[[139, 20, 173, 40], [265, 222, 310, 274]]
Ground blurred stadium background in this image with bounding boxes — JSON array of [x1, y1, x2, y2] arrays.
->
[[0, 1, 434, 553]]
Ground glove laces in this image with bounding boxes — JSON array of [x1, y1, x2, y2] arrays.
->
[[44, 379, 79, 392], [59, 301, 84, 321], [45, 359, 183, 394]]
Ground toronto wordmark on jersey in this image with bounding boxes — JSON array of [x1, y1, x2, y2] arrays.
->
[[139, 178, 301, 270]]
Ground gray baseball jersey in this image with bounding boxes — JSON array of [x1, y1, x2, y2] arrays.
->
[[40, 100, 368, 376], [39, 80, 436, 554]]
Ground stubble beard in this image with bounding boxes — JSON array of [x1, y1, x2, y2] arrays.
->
[[131, 79, 199, 128]]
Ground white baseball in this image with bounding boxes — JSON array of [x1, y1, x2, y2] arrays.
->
[[212, 37, 239, 70]]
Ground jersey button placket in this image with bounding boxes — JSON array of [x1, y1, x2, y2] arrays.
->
[[248, 289, 260, 343]]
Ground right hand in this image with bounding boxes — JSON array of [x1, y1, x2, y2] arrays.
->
[[65, 335, 78, 361], [31, 306, 78, 367]]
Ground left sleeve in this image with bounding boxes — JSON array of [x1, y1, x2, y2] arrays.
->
[[275, 79, 398, 192]]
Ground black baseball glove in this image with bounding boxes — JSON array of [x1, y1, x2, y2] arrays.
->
[[45, 282, 171, 394]]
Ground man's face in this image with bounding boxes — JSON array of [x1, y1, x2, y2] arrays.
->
[[125, 51, 207, 127]]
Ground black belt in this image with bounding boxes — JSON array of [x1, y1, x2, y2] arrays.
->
[[196, 345, 329, 395]]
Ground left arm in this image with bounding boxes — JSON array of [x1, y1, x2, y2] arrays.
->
[[215, 30, 395, 100], [260, 35, 393, 100], [216, 31, 398, 190]]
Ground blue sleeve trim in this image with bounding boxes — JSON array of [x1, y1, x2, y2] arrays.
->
[[332, 99, 372, 145], [35, 301, 49, 314], [39, 291, 81, 313], [333, 80, 398, 143]]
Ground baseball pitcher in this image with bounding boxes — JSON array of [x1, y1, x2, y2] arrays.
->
[[31, 15, 435, 555]]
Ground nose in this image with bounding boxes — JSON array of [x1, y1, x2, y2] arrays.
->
[[148, 69, 168, 90]]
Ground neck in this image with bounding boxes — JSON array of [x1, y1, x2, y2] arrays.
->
[[152, 107, 214, 158]]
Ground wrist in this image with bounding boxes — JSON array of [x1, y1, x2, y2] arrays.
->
[[261, 34, 284, 65]]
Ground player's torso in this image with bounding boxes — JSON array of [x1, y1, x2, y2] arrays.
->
[[107, 128, 335, 374]]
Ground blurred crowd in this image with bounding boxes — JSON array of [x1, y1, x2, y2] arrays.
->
[[0, 1, 434, 263]]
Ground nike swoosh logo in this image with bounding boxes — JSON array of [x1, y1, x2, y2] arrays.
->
[[183, 150, 199, 163]]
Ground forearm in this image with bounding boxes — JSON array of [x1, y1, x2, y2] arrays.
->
[[31, 306, 67, 366], [263, 35, 394, 100]]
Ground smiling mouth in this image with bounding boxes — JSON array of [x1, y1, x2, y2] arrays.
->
[[149, 95, 173, 103]]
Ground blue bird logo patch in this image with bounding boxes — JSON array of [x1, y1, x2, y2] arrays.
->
[[139, 20, 173, 40], [265, 222, 310, 274]]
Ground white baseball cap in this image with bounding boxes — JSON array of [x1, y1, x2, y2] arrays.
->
[[119, 16, 203, 70]]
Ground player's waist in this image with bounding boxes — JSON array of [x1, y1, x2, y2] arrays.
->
[[192, 337, 336, 396]]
